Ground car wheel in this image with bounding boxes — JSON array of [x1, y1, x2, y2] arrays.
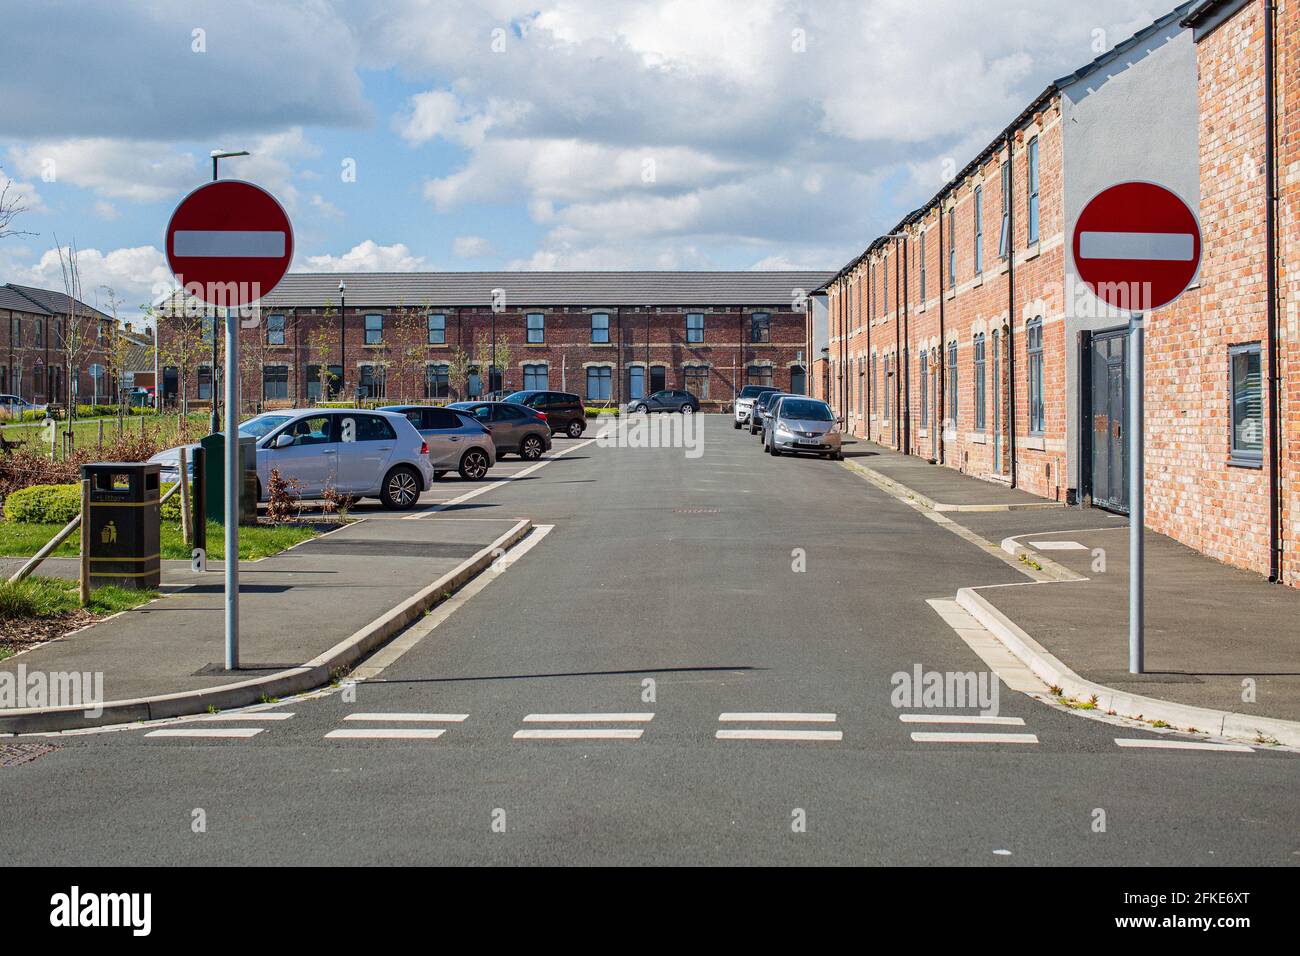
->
[[458, 448, 490, 480], [380, 465, 421, 510], [566, 420, 584, 438], [733, 420, 741, 429], [635, 403, 649, 414], [681, 404, 694, 415], [770, 443, 782, 456], [520, 435, 544, 461]]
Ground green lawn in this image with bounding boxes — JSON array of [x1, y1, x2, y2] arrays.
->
[[0, 575, 157, 621], [0, 520, 320, 561], [0, 412, 210, 454]]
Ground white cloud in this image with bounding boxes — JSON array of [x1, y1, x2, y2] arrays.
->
[[3, 244, 175, 316], [92, 201, 120, 221], [296, 240, 429, 273], [452, 235, 494, 258]]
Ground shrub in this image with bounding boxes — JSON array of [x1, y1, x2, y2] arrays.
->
[[3, 484, 82, 524]]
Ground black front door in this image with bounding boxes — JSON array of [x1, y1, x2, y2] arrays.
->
[[1088, 330, 1128, 514]]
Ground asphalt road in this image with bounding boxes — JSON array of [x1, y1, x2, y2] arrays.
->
[[2, 415, 1297, 866]]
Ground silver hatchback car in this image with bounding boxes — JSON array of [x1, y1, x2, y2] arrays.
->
[[762, 396, 843, 459]]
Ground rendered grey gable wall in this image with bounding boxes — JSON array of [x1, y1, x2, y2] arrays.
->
[[1058, 19, 1200, 496], [811, 294, 829, 356]]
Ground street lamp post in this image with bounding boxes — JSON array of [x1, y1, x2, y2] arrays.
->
[[208, 149, 249, 433], [338, 280, 346, 401]]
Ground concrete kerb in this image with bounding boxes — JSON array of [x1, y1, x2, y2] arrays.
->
[[840, 458, 1063, 512], [956, 586, 1300, 749], [0, 518, 533, 734]]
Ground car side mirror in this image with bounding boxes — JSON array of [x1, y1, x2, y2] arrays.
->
[[273, 433, 294, 449]]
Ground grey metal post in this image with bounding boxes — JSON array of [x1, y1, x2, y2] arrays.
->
[[1128, 312, 1144, 674], [224, 306, 240, 670]]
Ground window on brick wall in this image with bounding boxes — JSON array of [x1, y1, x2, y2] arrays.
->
[[973, 333, 986, 430], [746, 364, 772, 388], [858, 358, 865, 416], [197, 365, 213, 401], [526, 313, 545, 344], [364, 313, 383, 345], [683, 365, 709, 399], [523, 363, 548, 390], [685, 312, 703, 344], [919, 230, 927, 301], [1027, 137, 1040, 245], [947, 340, 958, 427], [947, 207, 956, 284], [871, 353, 877, 415], [359, 364, 385, 399], [1027, 317, 1044, 434], [919, 354, 929, 427], [427, 313, 446, 345], [1230, 343, 1263, 465], [263, 364, 289, 400], [999, 161, 1011, 259], [591, 312, 610, 344], [884, 354, 892, 419], [882, 257, 888, 316], [426, 363, 450, 399], [587, 365, 613, 401], [973, 185, 984, 276], [750, 312, 771, 343], [34, 319, 43, 347]]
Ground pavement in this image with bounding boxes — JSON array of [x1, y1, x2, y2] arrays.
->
[[0, 415, 1295, 866]]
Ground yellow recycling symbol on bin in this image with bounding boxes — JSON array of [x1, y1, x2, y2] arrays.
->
[[101, 520, 117, 545]]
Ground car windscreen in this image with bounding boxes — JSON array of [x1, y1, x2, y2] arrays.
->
[[778, 400, 833, 421], [239, 414, 292, 439], [502, 391, 533, 404]]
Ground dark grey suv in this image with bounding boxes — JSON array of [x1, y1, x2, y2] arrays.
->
[[503, 390, 587, 438], [625, 389, 700, 415], [449, 401, 553, 460]]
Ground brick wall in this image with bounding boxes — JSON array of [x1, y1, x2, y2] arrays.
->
[[0, 304, 114, 406]]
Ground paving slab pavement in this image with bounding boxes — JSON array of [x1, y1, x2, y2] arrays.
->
[[844, 440, 1063, 510]]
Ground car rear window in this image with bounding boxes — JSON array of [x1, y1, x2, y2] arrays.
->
[[424, 408, 465, 429]]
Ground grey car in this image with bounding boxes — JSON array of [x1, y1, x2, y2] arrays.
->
[[749, 390, 796, 436], [449, 401, 553, 460], [625, 389, 699, 415], [762, 396, 843, 459], [381, 405, 497, 480]]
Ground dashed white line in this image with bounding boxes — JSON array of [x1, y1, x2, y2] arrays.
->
[[522, 713, 654, 723], [715, 729, 843, 741], [145, 728, 264, 739], [1114, 738, 1254, 753], [909, 732, 1039, 744], [325, 728, 447, 740], [194, 712, 294, 721], [343, 713, 467, 722], [898, 713, 1025, 726], [513, 728, 644, 740], [405, 438, 596, 518], [717, 712, 837, 723]]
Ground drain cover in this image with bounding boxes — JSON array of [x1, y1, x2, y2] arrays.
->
[[0, 742, 61, 768]]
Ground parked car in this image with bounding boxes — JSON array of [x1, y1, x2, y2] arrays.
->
[[626, 389, 699, 415], [447, 401, 552, 460], [733, 384, 778, 429], [151, 408, 436, 510], [381, 405, 497, 480], [748, 390, 795, 436], [762, 396, 843, 459], [0, 394, 46, 419], [502, 390, 587, 438]]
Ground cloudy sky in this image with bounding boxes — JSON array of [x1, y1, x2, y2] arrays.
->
[[0, 0, 1167, 320]]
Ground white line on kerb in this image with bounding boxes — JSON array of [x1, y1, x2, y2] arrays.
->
[[715, 729, 843, 741], [898, 714, 1026, 726], [717, 712, 837, 723], [144, 728, 264, 738], [1078, 230, 1194, 261], [324, 728, 446, 740], [909, 732, 1039, 744], [1114, 738, 1253, 753], [343, 713, 468, 722], [513, 728, 644, 740], [522, 713, 654, 722], [1027, 540, 1088, 551], [172, 230, 286, 258]]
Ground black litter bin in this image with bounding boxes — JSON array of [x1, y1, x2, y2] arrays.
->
[[81, 462, 161, 589]]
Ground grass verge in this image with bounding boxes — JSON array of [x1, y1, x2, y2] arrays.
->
[[0, 575, 159, 656], [0, 520, 321, 562]]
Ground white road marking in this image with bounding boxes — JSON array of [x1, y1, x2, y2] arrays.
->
[[172, 230, 286, 257], [343, 713, 467, 722], [909, 732, 1039, 744], [145, 728, 264, 738], [899, 713, 1026, 726], [715, 729, 843, 741], [1114, 738, 1253, 753], [1078, 230, 1195, 261], [406, 438, 597, 518], [717, 712, 837, 723], [1027, 540, 1088, 550], [926, 599, 1050, 695], [513, 728, 644, 740], [523, 713, 654, 722], [194, 712, 294, 721], [325, 728, 446, 740]]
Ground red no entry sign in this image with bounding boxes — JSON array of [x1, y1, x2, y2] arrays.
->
[[165, 180, 293, 308], [1072, 181, 1201, 313]]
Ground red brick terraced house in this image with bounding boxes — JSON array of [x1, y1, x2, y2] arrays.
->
[[155, 271, 829, 412], [0, 282, 117, 408]]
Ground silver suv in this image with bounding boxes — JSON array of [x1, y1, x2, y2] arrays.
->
[[733, 385, 778, 430]]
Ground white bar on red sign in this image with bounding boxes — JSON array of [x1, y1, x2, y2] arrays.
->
[[173, 230, 287, 258], [1078, 231, 1195, 261]]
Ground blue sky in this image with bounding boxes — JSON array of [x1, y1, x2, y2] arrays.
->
[[0, 0, 1168, 321]]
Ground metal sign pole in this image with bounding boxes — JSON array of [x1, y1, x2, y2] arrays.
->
[[1128, 311, 1144, 674], [224, 305, 240, 670]]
